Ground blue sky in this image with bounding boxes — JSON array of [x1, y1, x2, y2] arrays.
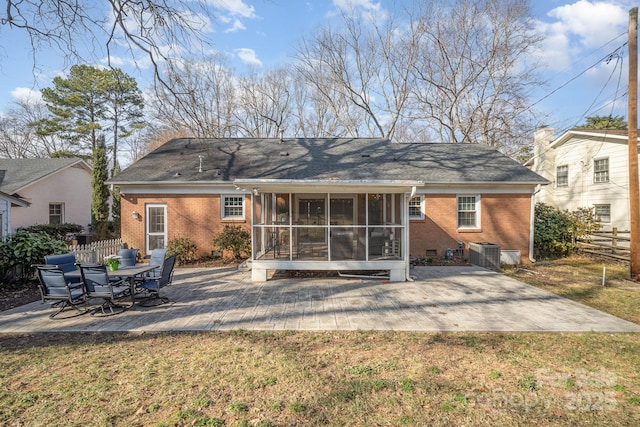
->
[[0, 0, 637, 137]]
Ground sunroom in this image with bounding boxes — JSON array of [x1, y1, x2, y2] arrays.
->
[[236, 179, 421, 282]]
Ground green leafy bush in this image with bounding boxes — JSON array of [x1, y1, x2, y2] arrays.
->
[[534, 203, 600, 259], [0, 231, 68, 286], [167, 237, 198, 265], [212, 225, 251, 260], [18, 223, 83, 242]]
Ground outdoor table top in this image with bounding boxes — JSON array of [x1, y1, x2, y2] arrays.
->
[[64, 264, 159, 281]]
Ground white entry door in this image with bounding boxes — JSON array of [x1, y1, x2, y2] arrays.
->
[[146, 204, 167, 255]]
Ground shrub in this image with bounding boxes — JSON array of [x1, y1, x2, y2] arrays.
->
[[212, 225, 251, 260], [18, 223, 83, 242], [0, 231, 68, 286], [534, 203, 600, 259], [167, 237, 198, 265]]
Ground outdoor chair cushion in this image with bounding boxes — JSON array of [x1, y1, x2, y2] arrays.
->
[[118, 248, 139, 267], [44, 253, 81, 283]]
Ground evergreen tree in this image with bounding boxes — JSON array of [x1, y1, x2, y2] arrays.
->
[[111, 163, 122, 237], [576, 115, 627, 130], [34, 65, 145, 170], [91, 136, 110, 239]]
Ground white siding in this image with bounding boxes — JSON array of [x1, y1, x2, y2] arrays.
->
[[10, 164, 92, 230], [534, 131, 633, 230]]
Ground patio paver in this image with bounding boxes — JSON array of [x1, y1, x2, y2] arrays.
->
[[1, 266, 639, 333]]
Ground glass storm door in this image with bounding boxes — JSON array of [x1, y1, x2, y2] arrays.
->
[[146, 204, 167, 255]]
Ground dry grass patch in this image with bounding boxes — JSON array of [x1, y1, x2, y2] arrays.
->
[[504, 255, 640, 323], [1, 331, 639, 426]]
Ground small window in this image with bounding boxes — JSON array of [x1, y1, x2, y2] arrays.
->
[[556, 165, 568, 187], [457, 195, 479, 228], [222, 195, 245, 219], [409, 195, 424, 220], [594, 204, 611, 223], [49, 203, 64, 224], [594, 158, 609, 183]]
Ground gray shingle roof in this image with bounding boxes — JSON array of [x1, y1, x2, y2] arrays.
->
[[110, 138, 548, 185], [0, 158, 89, 194]]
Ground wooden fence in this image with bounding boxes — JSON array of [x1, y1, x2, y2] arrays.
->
[[67, 238, 123, 264], [577, 228, 630, 261]]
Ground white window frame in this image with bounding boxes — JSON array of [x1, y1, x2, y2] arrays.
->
[[594, 158, 609, 183], [409, 195, 425, 220], [556, 165, 568, 187], [457, 195, 480, 229], [49, 203, 64, 224], [221, 195, 245, 219], [594, 204, 611, 224]]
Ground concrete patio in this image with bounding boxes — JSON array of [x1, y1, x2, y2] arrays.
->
[[1, 266, 639, 333]]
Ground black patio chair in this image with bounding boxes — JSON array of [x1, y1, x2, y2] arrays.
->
[[136, 254, 176, 306], [34, 265, 88, 319], [79, 263, 131, 316]]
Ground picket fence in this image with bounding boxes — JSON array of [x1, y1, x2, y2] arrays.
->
[[67, 238, 123, 264]]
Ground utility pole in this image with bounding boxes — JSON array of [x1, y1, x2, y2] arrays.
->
[[628, 7, 640, 279]]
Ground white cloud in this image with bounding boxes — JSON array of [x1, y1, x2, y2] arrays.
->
[[225, 19, 246, 33], [10, 87, 42, 103], [331, 0, 387, 25], [211, 0, 256, 18], [533, 1, 629, 72], [235, 48, 262, 66], [548, 0, 627, 48]]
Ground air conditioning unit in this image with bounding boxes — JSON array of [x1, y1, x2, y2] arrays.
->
[[468, 242, 501, 271]]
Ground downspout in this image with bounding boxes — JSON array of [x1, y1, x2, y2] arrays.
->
[[529, 185, 541, 262], [406, 186, 417, 281]]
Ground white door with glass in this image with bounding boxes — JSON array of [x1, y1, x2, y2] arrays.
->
[[146, 204, 167, 255]]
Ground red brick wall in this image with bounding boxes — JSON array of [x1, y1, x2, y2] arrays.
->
[[121, 192, 532, 262], [120, 193, 251, 257], [409, 193, 532, 262]]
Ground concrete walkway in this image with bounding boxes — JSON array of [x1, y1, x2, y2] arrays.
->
[[1, 266, 639, 333]]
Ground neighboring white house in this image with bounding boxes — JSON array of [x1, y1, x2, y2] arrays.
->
[[527, 127, 635, 231], [0, 190, 30, 239], [0, 158, 92, 234]]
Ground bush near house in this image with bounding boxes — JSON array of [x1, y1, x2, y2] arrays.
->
[[18, 223, 83, 243], [212, 225, 251, 260], [167, 237, 198, 265], [534, 203, 600, 259], [0, 231, 68, 286]]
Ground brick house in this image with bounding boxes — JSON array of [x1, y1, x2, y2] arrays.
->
[[109, 138, 548, 281]]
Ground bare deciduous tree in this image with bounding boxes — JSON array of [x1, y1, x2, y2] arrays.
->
[[0, 97, 76, 158], [235, 68, 292, 138], [1, 0, 215, 95], [294, 5, 421, 140], [411, 0, 542, 152], [152, 57, 237, 138]]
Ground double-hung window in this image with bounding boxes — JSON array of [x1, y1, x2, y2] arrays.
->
[[409, 195, 425, 220], [222, 195, 245, 219], [594, 158, 609, 183], [594, 204, 611, 224], [556, 165, 568, 187], [49, 203, 63, 224], [457, 195, 479, 228]]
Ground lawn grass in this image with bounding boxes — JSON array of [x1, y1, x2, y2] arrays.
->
[[1, 255, 639, 426]]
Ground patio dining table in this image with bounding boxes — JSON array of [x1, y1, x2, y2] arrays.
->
[[65, 264, 159, 306]]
